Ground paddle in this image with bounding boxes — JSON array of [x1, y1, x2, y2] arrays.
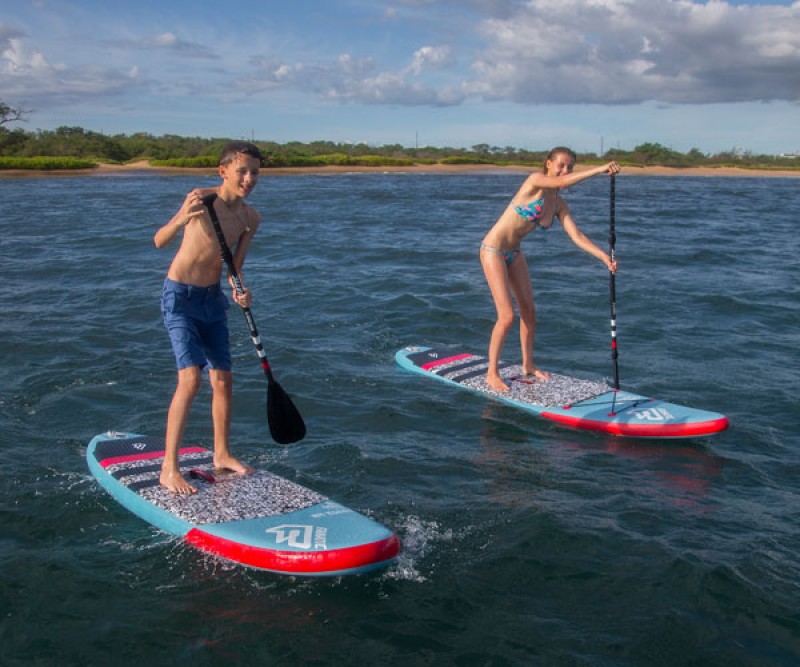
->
[[203, 194, 306, 445], [608, 175, 620, 394]]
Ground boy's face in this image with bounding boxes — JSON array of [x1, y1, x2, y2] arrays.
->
[[219, 152, 261, 198]]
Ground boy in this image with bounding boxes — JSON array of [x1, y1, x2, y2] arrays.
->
[[153, 141, 263, 494]]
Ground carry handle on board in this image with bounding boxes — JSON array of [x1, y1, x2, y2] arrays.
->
[[203, 193, 306, 445]]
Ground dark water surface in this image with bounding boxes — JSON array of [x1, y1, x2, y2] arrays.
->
[[1, 171, 798, 666]]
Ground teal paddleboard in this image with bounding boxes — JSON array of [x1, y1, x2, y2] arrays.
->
[[396, 346, 729, 439]]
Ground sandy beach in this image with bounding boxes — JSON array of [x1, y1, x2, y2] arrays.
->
[[1, 159, 798, 178]]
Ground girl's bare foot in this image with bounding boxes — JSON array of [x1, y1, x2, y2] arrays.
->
[[486, 373, 510, 392], [160, 469, 197, 494], [214, 453, 254, 476]]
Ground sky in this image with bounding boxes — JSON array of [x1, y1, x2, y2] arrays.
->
[[2, 0, 799, 155]]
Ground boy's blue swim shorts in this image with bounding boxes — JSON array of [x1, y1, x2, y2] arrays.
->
[[161, 278, 231, 371]]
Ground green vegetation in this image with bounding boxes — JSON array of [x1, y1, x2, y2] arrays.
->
[[0, 125, 797, 172], [150, 155, 219, 168], [0, 156, 97, 170], [0, 101, 31, 127]]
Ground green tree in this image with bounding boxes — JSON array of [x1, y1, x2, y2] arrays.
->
[[0, 101, 31, 126]]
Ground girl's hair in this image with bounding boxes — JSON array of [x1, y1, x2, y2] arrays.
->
[[219, 141, 263, 166], [542, 146, 577, 172]]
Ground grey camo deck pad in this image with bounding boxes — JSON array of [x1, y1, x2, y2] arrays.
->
[[105, 452, 327, 524], [429, 354, 610, 407]]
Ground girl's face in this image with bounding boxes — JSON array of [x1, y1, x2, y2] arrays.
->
[[546, 152, 575, 177]]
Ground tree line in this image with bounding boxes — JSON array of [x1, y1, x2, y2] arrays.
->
[[1, 102, 796, 171]]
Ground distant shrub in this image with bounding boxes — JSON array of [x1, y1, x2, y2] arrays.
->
[[149, 155, 218, 168], [439, 156, 494, 165], [271, 155, 327, 167], [0, 156, 97, 170], [316, 154, 415, 167], [317, 153, 351, 165]]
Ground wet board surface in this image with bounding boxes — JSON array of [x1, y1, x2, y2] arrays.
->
[[396, 346, 729, 439], [87, 432, 400, 576]]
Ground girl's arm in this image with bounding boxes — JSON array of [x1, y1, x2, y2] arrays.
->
[[559, 201, 617, 272], [526, 161, 619, 192]]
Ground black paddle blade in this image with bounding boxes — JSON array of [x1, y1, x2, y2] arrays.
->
[[266, 378, 306, 445]]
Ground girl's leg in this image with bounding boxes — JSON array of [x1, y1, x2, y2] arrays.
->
[[508, 254, 549, 380], [481, 249, 516, 392]]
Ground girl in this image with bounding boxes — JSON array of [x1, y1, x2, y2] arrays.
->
[[480, 147, 620, 392]]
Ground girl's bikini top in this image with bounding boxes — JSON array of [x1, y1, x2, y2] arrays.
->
[[514, 197, 556, 230]]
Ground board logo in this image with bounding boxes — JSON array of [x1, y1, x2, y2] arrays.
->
[[132, 442, 147, 450], [634, 407, 675, 422], [266, 524, 328, 550]]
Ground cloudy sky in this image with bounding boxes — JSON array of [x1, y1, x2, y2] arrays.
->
[[2, 0, 799, 154]]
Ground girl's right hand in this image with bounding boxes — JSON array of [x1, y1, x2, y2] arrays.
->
[[604, 161, 621, 175]]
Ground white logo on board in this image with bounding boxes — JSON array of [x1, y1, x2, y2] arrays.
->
[[265, 524, 327, 550], [133, 442, 147, 450], [634, 407, 675, 422]]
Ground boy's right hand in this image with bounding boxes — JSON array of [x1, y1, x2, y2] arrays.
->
[[178, 189, 209, 227]]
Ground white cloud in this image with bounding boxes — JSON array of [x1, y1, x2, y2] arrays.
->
[[243, 47, 464, 106], [2, 0, 798, 153], [467, 0, 800, 104], [243, 0, 799, 108], [408, 45, 452, 75], [0, 22, 27, 51], [0, 32, 139, 105], [135, 32, 219, 59]]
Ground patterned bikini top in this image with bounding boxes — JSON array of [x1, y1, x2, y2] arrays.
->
[[514, 196, 556, 230]]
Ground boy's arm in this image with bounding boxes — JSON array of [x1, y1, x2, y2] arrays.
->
[[153, 189, 210, 248], [227, 208, 262, 287]]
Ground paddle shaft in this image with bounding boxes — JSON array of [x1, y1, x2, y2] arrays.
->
[[608, 175, 620, 390], [203, 195, 274, 380], [202, 193, 306, 444]]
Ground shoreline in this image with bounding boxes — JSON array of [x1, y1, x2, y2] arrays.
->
[[2, 159, 799, 179]]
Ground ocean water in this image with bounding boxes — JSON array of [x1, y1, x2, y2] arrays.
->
[[1, 169, 798, 666]]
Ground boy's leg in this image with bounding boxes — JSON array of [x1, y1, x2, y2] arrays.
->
[[161, 365, 203, 494], [209, 369, 253, 475]]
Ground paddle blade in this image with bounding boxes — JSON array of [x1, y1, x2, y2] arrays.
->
[[266, 378, 306, 445]]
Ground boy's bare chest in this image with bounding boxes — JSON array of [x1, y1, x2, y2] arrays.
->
[[212, 204, 251, 245]]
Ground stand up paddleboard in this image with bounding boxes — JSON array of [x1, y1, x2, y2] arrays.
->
[[87, 432, 399, 576], [395, 346, 729, 439]]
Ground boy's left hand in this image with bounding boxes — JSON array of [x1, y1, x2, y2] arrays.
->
[[232, 287, 252, 308]]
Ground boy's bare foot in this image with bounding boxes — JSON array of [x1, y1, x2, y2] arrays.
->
[[214, 453, 254, 476], [160, 469, 197, 494], [522, 366, 551, 381], [486, 373, 510, 392]]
